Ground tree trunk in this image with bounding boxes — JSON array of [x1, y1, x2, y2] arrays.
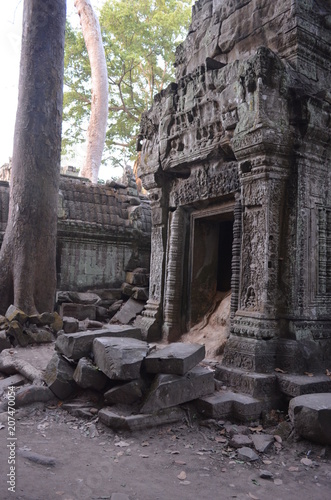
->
[[75, 0, 108, 184], [0, 0, 66, 315]]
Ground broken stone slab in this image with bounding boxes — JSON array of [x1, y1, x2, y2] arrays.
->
[[73, 357, 108, 391], [14, 385, 55, 407], [5, 305, 28, 324], [140, 366, 214, 413], [0, 374, 26, 393], [110, 297, 145, 325], [7, 321, 29, 347], [104, 380, 144, 405], [144, 342, 205, 376], [251, 433, 274, 453], [44, 353, 77, 400], [132, 287, 149, 301], [237, 447, 259, 462], [63, 316, 79, 334], [56, 325, 142, 360], [93, 337, 149, 380], [99, 406, 185, 431], [59, 303, 97, 321], [0, 330, 11, 352], [229, 433, 253, 448], [288, 393, 331, 445], [126, 268, 149, 287]]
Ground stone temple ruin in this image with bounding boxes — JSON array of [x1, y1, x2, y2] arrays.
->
[[135, 0, 331, 417]]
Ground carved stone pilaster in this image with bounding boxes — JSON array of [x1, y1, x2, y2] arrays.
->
[[162, 207, 186, 342], [230, 195, 242, 323]]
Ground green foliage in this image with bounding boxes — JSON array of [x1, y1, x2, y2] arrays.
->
[[62, 0, 192, 166]]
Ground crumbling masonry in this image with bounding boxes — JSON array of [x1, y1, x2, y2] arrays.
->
[[135, 0, 331, 413]]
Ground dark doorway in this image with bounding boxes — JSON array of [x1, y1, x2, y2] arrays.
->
[[189, 211, 234, 328]]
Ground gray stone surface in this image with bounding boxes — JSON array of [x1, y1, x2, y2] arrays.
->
[[251, 434, 274, 453], [60, 303, 97, 321], [14, 385, 55, 407], [277, 374, 331, 397], [196, 391, 263, 422], [104, 380, 143, 405], [289, 393, 331, 445], [111, 297, 145, 325], [0, 330, 11, 351], [73, 357, 108, 391], [237, 447, 259, 462], [215, 365, 277, 398], [229, 434, 253, 448], [144, 342, 205, 375], [0, 374, 26, 393], [99, 406, 185, 431], [55, 325, 142, 360], [141, 365, 214, 413], [93, 337, 149, 380], [63, 316, 79, 334], [44, 353, 77, 399]]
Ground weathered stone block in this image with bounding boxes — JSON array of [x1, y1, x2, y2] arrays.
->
[[25, 327, 54, 344], [289, 393, 331, 445], [0, 374, 26, 393], [7, 321, 29, 347], [44, 353, 77, 399], [104, 380, 143, 405], [73, 357, 108, 391], [0, 330, 11, 352], [63, 316, 79, 334], [251, 434, 274, 453], [93, 337, 149, 380], [229, 434, 253, 448], [141, 366, 214, 413], [55, 325, 142, 360], [5, 305, 28, 324], [215, 365, 277, 398], [196, 391, 263, 422], [144, 342, 205, 375], [277, 374, 331, 397], [126, 268, 149, 286], [132, 287, 149, 301], [14, 385, 55, 407], [111, 298, 145, 324], [59, 303, 96, 321], [99, 406, 185, 431]]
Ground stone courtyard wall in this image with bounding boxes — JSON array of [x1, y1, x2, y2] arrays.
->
[[0, 176, 151, 291]]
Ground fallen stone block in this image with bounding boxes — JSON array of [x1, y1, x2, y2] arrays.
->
[[195, 391, 263, 422], [79, 319, 104, 331], [7, 321, 29, 347], [132, 287, 149, 301], [277, 374, 331, 397], [144, 342, 205, 375], [56, 325, 142, 360], [289, 393, 331, 445], [44, 353, 77, 399], [121, 282, 134, 297], [126, 268, 149, 287], [63, 316, 79, 334], [251, 433, 274, 453], [109, 300, 123, 317], [99, 406, 185, 431], [229, 433, 253, 448], [0, 374, 26, 393], [62, 401, 97, 419], [104, 380, 143, 405], [5, 305, 28, 324], [141, 366, 214, 413], [24, 326, 54, 344], [237, 447, 259, 461], [73, 357, 108, 391], [93, 337, 149, 380], [14, 385, 55, 407], [57, 291, 101, 305], [0, 330, 11, 352], [110, 298, 145, 324], [59, 303, 96, 321]]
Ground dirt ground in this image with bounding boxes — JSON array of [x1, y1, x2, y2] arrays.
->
[[0, 397, 330, 500]]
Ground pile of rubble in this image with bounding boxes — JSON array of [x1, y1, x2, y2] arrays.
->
[[57, 267, 149, 332], [43, 325, 214, 430]]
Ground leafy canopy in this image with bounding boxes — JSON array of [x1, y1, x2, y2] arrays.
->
[[63, 0, 192, 169]]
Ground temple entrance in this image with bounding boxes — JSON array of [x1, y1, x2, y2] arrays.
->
[[189, 206, 234, 329]]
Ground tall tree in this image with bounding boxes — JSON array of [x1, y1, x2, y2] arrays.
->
[[74, 0, 108, 183], [63, 0, 191, 171], [0, 0, 66, 315]]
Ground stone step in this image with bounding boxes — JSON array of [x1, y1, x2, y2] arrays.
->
[[195, 391, 267, 423], [277, 374, 331, 397], [215, 365, 277, 398], [99, 406, 185, 431]]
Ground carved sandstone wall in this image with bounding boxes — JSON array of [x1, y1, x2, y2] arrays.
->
[[136, 0, 331, 375]]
